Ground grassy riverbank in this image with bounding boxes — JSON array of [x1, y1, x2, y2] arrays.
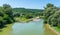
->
[[0, 24, 13, 35], [53, 27, 60, 33], [14, 16, 40, 22], [14, 17, 30, 22], [44, 24, 60, 35]]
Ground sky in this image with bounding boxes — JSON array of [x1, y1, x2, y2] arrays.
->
[[0, 0, 60, 9]]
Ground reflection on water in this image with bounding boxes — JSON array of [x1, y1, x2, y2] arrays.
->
[[12, 19, 44, 35]]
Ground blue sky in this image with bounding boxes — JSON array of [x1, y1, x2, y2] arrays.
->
[[0, 0, 60, 9]]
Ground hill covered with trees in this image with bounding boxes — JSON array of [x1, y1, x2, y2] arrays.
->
[[12, 8, 44, 17]]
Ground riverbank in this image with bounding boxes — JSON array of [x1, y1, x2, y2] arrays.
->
[[14, 16, 40, 22], [14, 17, 31, 22], [44, 24, 60, 35], [0, 24, 13, 35], [52, 27, 60, 33]]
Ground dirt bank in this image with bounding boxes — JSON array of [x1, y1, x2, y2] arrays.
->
[[44, 24, 60, 35]]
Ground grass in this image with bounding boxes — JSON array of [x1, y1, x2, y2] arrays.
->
[[15, 17, 31, 22], [53, 27, 60, 33], [20, 17, 29, 22], [0, 24, 13, 35]]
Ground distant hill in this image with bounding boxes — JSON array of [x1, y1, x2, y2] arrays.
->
[[12, 8, 44, 14]]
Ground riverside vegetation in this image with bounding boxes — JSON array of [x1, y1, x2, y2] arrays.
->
[[0, 4, 43, 29], [44, 3, 60, 33], [0, 3, 60, 33]]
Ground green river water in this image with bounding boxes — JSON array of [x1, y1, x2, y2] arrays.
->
[[0, 19, 55, 35]]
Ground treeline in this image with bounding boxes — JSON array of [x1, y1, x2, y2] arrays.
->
[[0, 4, 43, 28], [13, 8, 44, 19], [44, 3, 60, 28]]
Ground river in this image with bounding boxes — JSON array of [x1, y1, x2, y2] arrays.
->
[[12, 19, 44, 35], [0, 19, 55, 35]]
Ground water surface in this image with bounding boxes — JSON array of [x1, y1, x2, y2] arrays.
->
[[0, 19, 46, 35], [12, 19, 44, 35]]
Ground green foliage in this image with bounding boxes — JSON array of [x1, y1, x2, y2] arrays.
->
[[0, 16, 3, 21], [44, 3, 60, 28], [0, 3, 60, 29], [0, 4, 44, 28], [13, 8, 44, 19], [0, 4, 14, 28]]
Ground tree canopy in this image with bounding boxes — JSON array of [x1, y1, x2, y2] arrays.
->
[[44, 3, 60, 28]]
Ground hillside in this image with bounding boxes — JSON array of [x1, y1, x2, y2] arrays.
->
[[12, 8, 44, 14]]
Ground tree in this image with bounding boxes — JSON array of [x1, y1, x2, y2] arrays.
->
[[44, 3, 58, 23], [3, 4, 14, 23], [3, 4, 13, 16], [0, 4, 14, 28]]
